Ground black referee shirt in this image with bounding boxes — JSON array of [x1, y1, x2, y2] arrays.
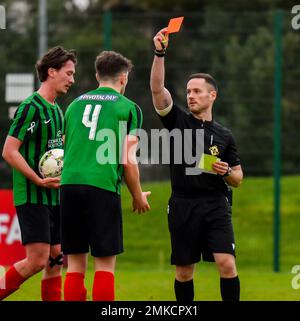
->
[[158, 104, 241, 197]]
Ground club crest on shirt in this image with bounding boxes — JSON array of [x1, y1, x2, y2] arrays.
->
[[209, 145, 219, 156], [48, 131, 63, 148]]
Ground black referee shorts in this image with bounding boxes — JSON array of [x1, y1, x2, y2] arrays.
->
[[60, 184, 123, 257], [16, 204, 60, 245], [167, 193, 235, 265]]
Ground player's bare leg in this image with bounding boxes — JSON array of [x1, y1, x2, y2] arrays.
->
[[66, 253, 88, 274], [15, 243, 50, 277], [43, 245, 62, 278], [0, 243, 49, 300]]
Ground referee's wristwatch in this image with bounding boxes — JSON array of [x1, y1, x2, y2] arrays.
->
[[223, 166, 232, 177]]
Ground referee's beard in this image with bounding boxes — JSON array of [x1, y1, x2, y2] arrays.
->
[[188, 103, 212, 118]]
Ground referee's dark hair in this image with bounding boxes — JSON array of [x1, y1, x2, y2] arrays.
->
[[188, 73, 218, 93], [35, 46, 77, 82], [95, 51, 133, 81]]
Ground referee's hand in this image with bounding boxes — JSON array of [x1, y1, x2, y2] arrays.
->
[[153, 28, 169, 51], [133, 191, 151, 214], [212, 161, 229, 176]]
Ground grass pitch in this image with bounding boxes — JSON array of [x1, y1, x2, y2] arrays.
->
[[5, 176, 300, 301]]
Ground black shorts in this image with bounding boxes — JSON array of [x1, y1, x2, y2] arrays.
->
[[16, 204, 60, 245], [60, 185, 123, 257], [168, 194, 235, 265]]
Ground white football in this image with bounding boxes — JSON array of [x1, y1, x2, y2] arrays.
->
[[39, 148, 64, 178]]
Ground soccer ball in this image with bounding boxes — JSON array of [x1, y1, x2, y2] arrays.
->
[[39, 148, 64, 178]]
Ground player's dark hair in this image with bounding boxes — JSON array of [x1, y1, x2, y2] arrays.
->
[[188, 73, 218, 92], [95, 51, 133, 80], [35, 46, 77, 82]]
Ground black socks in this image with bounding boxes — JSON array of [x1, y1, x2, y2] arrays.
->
[[174, 276, 240, 301], [174, 279, 194, 301], [220, 276, 240, 301]]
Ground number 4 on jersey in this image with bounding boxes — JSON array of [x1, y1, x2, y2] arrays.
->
[[82, 104, 102, 140]]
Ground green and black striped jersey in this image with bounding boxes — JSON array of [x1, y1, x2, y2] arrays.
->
[[8, 92, 64, 206]]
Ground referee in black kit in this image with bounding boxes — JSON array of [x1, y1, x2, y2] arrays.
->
[[150, 28, 243, 301]]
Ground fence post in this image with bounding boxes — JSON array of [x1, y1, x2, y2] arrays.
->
[[103, 11, 112, 50], [273, 9, 283, 273]]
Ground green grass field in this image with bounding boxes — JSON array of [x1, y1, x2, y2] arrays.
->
[[5, 176, 300, 301]]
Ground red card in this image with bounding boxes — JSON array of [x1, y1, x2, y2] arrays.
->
[[167, 16, 184, 34]]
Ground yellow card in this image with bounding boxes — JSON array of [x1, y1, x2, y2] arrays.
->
[[198, 153, 220, 174]]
